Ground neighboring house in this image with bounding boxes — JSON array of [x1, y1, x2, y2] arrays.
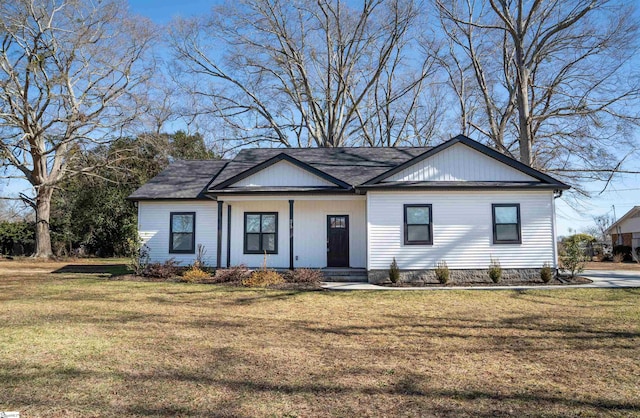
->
[[606, 206, 640, 255], [128, 135, 570, 282]]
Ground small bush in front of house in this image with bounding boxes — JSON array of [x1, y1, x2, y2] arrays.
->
[[143, 258, 181, 279], [284, 268, 324, 283], [560, 235, 590, 277], [613, 245, 632, 262], [182, 266, 211, 283], [213, 264, 250, 283], [540, 262, 553, 283], [389, 258, 400, 283], [129, 241, 150, 276], [242, 270, 284, 287], [489, 257, 502, 283], [612, 252, 624, 263], [435, 260, 449, 284]]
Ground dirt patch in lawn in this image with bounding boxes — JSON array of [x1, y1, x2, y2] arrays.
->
[[0, 258, 638, 417]]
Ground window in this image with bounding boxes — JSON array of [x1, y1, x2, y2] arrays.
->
[[170, 212, 195, 253], [492, 204, 521, 244], [244, 212, 278, 254], [404, 204, 432, 245]]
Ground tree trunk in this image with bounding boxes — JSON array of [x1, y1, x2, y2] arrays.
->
[[34, 186, 54, 258], [515, 53, 533, 166]]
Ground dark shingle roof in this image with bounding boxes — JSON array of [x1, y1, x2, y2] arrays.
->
[[209, 147, 427, 189], [128, 160, 228, 200]]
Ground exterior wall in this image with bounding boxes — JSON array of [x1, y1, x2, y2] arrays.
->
[[611, 233, 633, 247], [615, 214, 640, 234], [367, 190, 557, 271], [138, 200, 218, 266], [224, 196, 366, 269], [385, 143, 536, 182], [293, 199, 366, 268], [233, 160, 334, 187]]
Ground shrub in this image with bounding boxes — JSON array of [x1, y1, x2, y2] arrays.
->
[[129, 240, 150, 276], [612, 253, 624, 263], [613, 245, 632, 262], [214, 264, 250, 283], [489, 257, 502, 283], [435, 260, 449, 284], [284, 268, 324, 283], [635, 247, 640, 263], [213, 264, 250, 283], [194, 244, 207, 269], [389, 258, 400, 284], [182, 266, 211, 283], [242, 270, 284, 287], [143, 259, 180, 279], [560, 235, 590, 277], [540, 262, 553, 283]]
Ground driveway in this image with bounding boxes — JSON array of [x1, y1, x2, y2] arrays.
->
[[322, 269, 640, 290]]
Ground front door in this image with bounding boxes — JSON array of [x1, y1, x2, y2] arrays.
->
[[327, 215, 349, 267]]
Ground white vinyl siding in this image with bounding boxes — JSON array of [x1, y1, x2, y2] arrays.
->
[[367, 190, 556, 270], [385, 143, 536, 182], [616, 216, 640, 234], [294, 199, 366, 268], [233, 160, 335, 187], [138, 201, 217, 266], [225, 196, 366, 268]]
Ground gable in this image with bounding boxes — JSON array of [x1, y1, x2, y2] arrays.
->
[[232, 160, 336, 187], [383, 143, 537, 183]]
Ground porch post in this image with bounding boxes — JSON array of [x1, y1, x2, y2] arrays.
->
[[226, 204, 232, 268], [216, 200, 223, 269], [289, 199, 294, 270]]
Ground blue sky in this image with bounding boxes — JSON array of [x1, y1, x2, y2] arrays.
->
[[129, 0, 640, 236], [3, 1, 638, 235]]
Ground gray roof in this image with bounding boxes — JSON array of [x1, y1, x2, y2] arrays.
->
[[129, 136, 570, 200], [128, 160, 228, 200], [209, 147, 427, 189]]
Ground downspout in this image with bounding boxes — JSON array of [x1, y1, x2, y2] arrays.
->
[[552, 190, 561, 273], [217, 200, 223, 269], [289, 199, 294, 270], [227, 204, 232, 268]]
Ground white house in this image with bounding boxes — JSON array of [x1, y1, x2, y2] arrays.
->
[[128, 135, 570, 282], [605, 206, 640, 258]]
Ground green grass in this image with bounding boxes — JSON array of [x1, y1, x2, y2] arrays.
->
[[0, 260, 639, 417]]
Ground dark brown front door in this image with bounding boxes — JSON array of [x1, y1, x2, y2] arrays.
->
[[327, 215, 349, 267]]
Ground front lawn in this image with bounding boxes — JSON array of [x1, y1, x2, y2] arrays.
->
[[0, 260, 639, 417]]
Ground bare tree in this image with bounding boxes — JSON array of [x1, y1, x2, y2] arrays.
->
[[170, 0, 435, 148], [0, 0, 155, 257], [434, 0, 640, 190]]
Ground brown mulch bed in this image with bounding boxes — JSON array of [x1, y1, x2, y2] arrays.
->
[[110, 274, 323, 290], [381, 276, 592, 287]]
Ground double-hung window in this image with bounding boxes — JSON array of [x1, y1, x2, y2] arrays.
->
[[492, 204, 521, 244], [404, 204, 433, 245], [244, 212, 278, 254], [170, 212, 196, 253]]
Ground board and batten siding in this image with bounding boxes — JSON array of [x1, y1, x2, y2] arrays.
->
[[367, 190, 557, 270], [384, 143, 536, 182], [233, 160, 335, 187], [138, 201, 218, 265]]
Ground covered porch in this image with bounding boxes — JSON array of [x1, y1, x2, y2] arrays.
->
[[211, 194, 367, 271]]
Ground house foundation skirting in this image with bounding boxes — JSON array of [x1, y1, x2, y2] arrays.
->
[[367, 268, 544, 284]]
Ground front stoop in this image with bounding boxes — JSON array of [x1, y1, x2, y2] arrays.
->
[[322, 268, 368, 282]]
